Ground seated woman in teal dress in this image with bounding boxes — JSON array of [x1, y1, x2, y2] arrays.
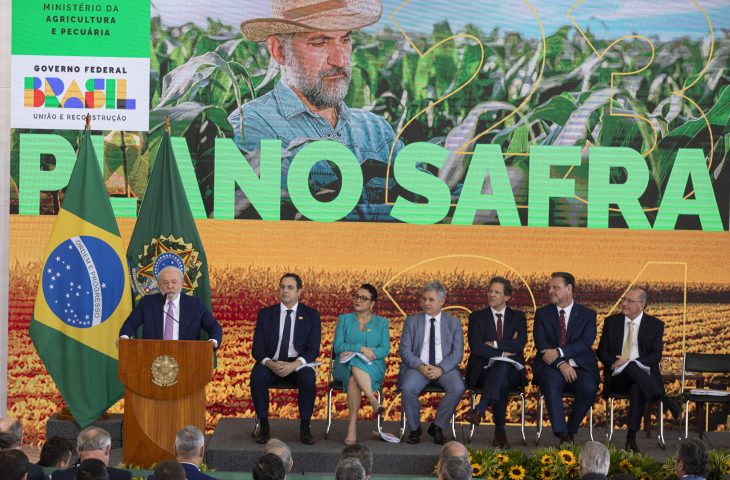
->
[[333, 283, 390, 445]]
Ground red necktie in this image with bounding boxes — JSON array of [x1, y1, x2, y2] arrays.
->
[[559, 309, 567, 347], [496, 313, 503, 341]]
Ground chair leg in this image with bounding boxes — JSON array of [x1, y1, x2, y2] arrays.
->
[[536, 395, 544, 446], [252, 413, 260, 438], [684, 400, 690, 439], [588, 405, 594, 441], [657, 400, 666, 449], [375, 390, 383, 435], [520, 393, 527, 446], [468, 393, 476, 443], [450, 413, 456, 439], [606, 397, 614, 442], [325, 387, 333, 439], [399, 394, 407, 440]]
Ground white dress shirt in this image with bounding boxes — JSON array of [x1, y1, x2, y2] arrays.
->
[[491, 307, 506, 348], [613, 312, 649, 376], [264, 303, 306, 366], [162, 294, 181, 340], [556, 302, 578, 368], [420, 312, 443, 365]]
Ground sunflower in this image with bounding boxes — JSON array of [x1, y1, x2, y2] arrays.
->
[[489, 472, 505, 480], [619, 459, 633, 472], [495, 453, 509, 465], [508, 465, 525, 480], [540, 466, 556, 479], [540, 454, 553, 465], [558, 449, 576, 465], [472, 463, 485, 477], [725, 459, 730, 474]]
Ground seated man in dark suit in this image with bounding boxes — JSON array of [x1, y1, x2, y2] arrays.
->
[[597, 287, 681, 452], [118, 256, 222, 348], [533, 272, 599, 444], [0, 416, 48, 480], [462, 276, 527, 448], [51, 427, 131, 480], [251, 273, 322, 445]]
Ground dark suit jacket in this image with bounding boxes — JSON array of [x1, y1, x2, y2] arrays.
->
[[465, 307, 527, 388], [148, 462, 216, 480], [28, 463, 47, 480], [532, 302, 599, 380], [119, 293, 223, 347], [597, 312, 665, 398], [51, 461, 132, 480], [252, 303, 321, 364]]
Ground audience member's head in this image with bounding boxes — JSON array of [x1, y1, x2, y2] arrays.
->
[[0, 417, 23, 449], [675, 438, 708, 479], [174, 425, 205, 466], [438, 441, 469, 470], [439, 456, 471, 480], [339, 444, 373, 478], [265, 438, 293, 473], [76, 427, 111, 465], [579, 441, 610, 477], [253, 453, 286, 480], [38, 435, 74, 468], [154, 460, 186, 480], [0, 449, 29, 480], [75, 458, 108, 480], [335, 458, 366, 480]]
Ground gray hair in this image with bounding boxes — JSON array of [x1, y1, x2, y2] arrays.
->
[[335, 458, 366, 480], [440, 456, 471, 480], [438, 441, 469, 470], [265, 438, 292, 472], [157, 265, 184, 280], [579, 441, 610, 475], [77, 427, 111, 453], [0, 418, 23, 449], [339, 444, 373, 476], [175, 426, 205, 458], [422, 281, 447, 301], [676, 438, 708, 476]]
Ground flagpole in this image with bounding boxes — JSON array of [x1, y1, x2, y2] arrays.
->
[[0, 0, 11, 416]]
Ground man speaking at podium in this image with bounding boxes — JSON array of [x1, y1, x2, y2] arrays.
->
[[118, 254, 222, 347]]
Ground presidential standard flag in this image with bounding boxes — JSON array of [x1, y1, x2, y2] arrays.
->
[[30, 128, 132, 427], [127, 129, 211, 310]]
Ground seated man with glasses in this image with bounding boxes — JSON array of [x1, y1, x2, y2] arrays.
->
[[333, 284, 390, 445], [597, 287, 681, 452]]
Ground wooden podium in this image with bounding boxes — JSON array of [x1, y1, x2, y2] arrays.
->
[[118, 339, 213, 466]]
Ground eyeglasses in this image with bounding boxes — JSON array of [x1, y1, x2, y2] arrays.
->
[[620, 297, 643, 304], [352, 294, 373, 302]]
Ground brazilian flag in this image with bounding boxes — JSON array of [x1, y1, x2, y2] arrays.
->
[[127, 130, 211, 311], [30, 129, 132, 427]]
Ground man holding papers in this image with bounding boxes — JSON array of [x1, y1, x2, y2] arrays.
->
[[462, 277, 527, 448], [597, 287, 680, 452], [250, 273, 322, 445]]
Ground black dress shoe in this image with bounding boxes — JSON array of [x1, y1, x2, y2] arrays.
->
[[300, 426, 316, 445], [492, 431, 510, 449], [462, 408, 483, 426], [558, 432, 573, 445], [405, 427, 422, 444], [625, 436, 640, 452], [428, 423, 446, 445], [254, 427, 271, 444]]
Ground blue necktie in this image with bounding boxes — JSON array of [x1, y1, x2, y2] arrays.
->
[[277, 309, 293, 361], [429, 317, 436, 365]]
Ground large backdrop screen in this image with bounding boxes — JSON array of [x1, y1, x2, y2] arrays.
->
[[8, 0, 730, 441]]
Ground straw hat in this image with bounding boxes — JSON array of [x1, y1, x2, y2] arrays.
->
[[241, 0, 382, 42]]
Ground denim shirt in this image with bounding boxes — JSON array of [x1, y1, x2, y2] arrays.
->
[[228, 80, 404, 220]]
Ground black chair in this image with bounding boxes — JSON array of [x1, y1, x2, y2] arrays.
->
[[251, 378, 300, 437], [680, 352, 730, 440], [325, 349, 383, 439], [466, 387, 527, 445], [604, 391, 666, 448], [398, 382, 457, 439], [535, 391, 594, 445]]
